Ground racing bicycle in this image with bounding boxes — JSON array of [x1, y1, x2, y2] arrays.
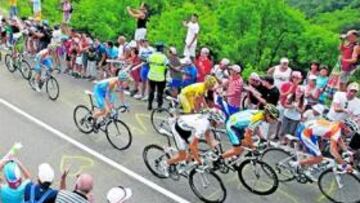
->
[[73, 90, 132, 151], [28, 64, 60, 100]]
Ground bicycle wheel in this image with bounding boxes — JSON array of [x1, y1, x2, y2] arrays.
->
[[19, 60, 32, 80], [261, 148, 296, 182], [73, 105, 94, 134], [105, 119, 132, 151], [151, 108, 172, 136], [28, 68, 38, 91], [318, 168, 360, 203], [46, 76, 60, 100], [189, 168, 227, 203], [5, 54, 16, 73], [143, 144, 170, 179], [237, 159, 279, 195]]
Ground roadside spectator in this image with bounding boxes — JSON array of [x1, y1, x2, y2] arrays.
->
[[0, 159, 31, 203], [94, 39, 107, 79], [304, 75, 320, 109], [134, 39, 154, 100], [220, 64, 243, 118], [280, 86, 306, 142], [305, 61, 320, 84], [80, 33, 90, 78], [128, 47, 141, 96], [86, 45, 98, 80], [9, 0, 18, 19], [55, 173, 94, 203], [181, 57, 197, 87], [244, 72, 266, 109], [259, 76, 280, 108], [24, 163, 59, 202], [316, 65, 329, 104], [183, 13, 199, 58], [61, 0, 72, 24], [339, 30, 360, 91], [117, 36, 127, 59], [167, 47, 182, 98], [267, 57, 292, 89], [106, 186, 132, 203], [147, 42, 169, 110], [302, 104, 326, 122], [327, 82, 360, 121], [212, 58, 230, 82], [127, 3, 149, 43], [195, 47, 213, 82], [31, 0, 42, 21]]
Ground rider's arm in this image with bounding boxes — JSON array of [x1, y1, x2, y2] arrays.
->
[[189, 137, 202, 164], [243, 128, 254, 148], [330, 139, 345, 165]]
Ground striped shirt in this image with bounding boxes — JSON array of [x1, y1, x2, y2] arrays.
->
[[226, 75, 243, 107], [55, 190, 88, 203]]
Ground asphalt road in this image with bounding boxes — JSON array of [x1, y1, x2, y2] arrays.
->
[[0, 54, 334, 203]]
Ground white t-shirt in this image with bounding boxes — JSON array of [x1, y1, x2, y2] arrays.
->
[[284, 100, 307, 121], [211, 65, 229, 81], [139, 46, 154, 61], [185, 22, 199, 45], [303, 109, 321, 122], [51, 30, 62, 44], [273, 65, 292, 89], [177, 114, 210, 139], [327, 92, 360, 121]]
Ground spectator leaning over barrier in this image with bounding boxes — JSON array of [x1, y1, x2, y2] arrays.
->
[[167, 46, 183, 98], [183, 13, 200, 59], [0, 158, 31, 203], [267, 57, 293, 89], [339, 30, 359, 91], [23, 163, 60, 203], [55, 173, 94, 203], [327, 82, 360, 121], [212, 58, 230, 83], [146, 42, 169, 110]]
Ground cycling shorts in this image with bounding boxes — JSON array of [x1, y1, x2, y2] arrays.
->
[[226, 123, 245, 147], [296, 124, 321, 156], [179, 94, 194, 114], [93, 86, 116, 110], [34, 57, 53, 73], [172, 120, 192, 151]]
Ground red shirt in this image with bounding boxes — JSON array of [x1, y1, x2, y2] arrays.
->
[[227, 75, 243, 107], [195, 56, 213, 82], [340, 43, 356, 72]]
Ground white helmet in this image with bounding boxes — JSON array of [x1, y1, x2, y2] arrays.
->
[[344, 118, 360, 134], [208, 108, 226, 124]]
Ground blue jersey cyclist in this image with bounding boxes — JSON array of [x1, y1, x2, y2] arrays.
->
[[92, 70, 129, 130], [33, 44, 57, 92], [218, 104, 279, 161]]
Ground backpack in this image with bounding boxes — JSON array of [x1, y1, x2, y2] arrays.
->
[[25, 184, 54, 203]]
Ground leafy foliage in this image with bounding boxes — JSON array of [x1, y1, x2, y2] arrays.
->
[[1, 0, 358, 80]]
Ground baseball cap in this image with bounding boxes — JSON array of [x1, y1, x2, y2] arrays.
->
[[38, 163, 55, 183], [107, 186, 132, 203], [292, 71, 302, 79], [312, 104, 325, 114], [230, 64, 241, 73], [201, 47, 210, 54], [348, 82, 359, 91], [308, 75, 317, 80], [250, 72, 260, 80], [220, 58, 230, 66], [3, 161, 22, 188], [280, 57, 289, 64], [346, 30, 359, 37]]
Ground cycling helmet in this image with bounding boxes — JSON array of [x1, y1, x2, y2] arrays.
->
[[264, 104, 280, 119], [208, 108, 226, 124], [204, 75, 217, 88], [3, 161, 22, 189], [344, 118, 360, 134], [118, 70, 129, 81]]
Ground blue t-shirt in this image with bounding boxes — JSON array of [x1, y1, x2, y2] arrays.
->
[[24, 182, 58, 203], [96, 44, 107, 56], [316, 76, 328, 89], [106, 47, 118, 59], [0, 179, 31, 203], [182, 65, 197, 87]]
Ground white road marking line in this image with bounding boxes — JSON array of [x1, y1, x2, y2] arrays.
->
[[0, 98, 190, 203]]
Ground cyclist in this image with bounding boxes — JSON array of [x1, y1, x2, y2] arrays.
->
[[290, 118, 359, 177], [32, 44, 57, 92], [159, 108, 226, 177], [179, 75, 217, 114], [91, 70, 129, 132], [216, 104, 279, 162]]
